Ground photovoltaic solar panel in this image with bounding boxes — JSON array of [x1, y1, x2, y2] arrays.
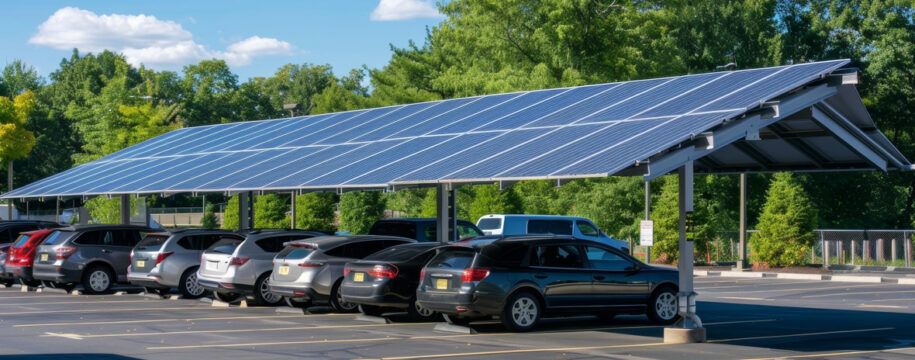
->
[[2, 60, 856, 199]]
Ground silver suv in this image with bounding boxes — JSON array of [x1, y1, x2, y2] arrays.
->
[[197, 229, 325, 305], [269, 235, 414, 312], [33, 225, 154, 293], [128, 229, 243, 298]]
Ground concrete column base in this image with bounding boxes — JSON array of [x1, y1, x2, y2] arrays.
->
[[664, 327, 706, 343]]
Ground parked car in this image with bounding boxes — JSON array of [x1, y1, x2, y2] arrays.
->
[[32, 225, 155, 293], [0, 221, 63, 285], [269, 235, 415, 312], [4, 229, 59, 286], [476, 214, 628, 251], [128, 229, 243, 298], [197, 229, 326, 305], [416, 235, 679, 331], [0, 246, 10, 287], [340, 242, 445, 320], [369, 218, 484, 242]]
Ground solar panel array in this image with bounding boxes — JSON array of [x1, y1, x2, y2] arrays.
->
[[3, 60, 849, 199]]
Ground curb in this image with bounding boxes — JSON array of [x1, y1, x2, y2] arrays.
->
[[695, 270, 908, 284]]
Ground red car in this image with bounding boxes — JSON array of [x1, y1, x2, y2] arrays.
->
[[5, 229, 58, 287]]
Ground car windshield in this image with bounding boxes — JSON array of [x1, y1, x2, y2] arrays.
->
[[364, 244, 437, 262], [477, 218, 501, 230], [206, 238, 244, 254], [135, 235, 169, 250], [13, 234, 31, 248]]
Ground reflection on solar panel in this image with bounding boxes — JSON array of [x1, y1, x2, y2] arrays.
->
[[4, 60, 852, 199]]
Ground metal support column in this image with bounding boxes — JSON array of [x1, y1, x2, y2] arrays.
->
[[664, 161, 705, 343], [7, 161, 12, 220], [120, 196, 130, 225], [290, 191, 297, 229], [435, 183, 453, 243], [737, 173, 747, 270], [822, 232, 829, 269], [78, 206, 89, 225], [644, 180, 651, 263], [55, 197, 60, 224], [238, 192, 253, 231]]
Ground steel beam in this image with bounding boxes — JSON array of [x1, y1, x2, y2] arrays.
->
[[732, 142, 773, 170], [120, 196, 130, 225], [810, 106, 887, 171], [667, 160, 704, 342], [435, 183, 453, 243], [768, 124, 828, 168], [645, 83, 838, 181]]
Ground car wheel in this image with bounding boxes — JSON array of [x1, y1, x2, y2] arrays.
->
[[81, 265, 113, 294], [358, 304, 385, 316], [213, 291, 242, 303], [647, 286, 680, 325], [329, 280, 358, 313], [178, 267, 207, 299], [407, 298, 440, 321], [253, 272, 283, 306], [284, 297, 311, 309], [442, 314, 474, 326], [144, 287, 169, 296], [22, 279, 41, 288], [2, 279, 13, 287], [500, 291, 541, 332]]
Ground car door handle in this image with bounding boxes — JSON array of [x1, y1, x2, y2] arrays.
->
[[101, 249, 112, 254], [534, 273, 548, 279], [594, 275, 605, 280]]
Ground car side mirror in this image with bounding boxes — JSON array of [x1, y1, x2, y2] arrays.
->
[[626, 264, 641, 272]]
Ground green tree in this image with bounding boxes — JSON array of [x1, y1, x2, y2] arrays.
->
[[201, 203, 219, 229], [254, 194, 290, 228], [338, 191, 385, 234], [221, 195, 239, 231], [650, 176, 681, 263], [262, 63, 335, 115], [467, 183, 522, 223], [0, 90, 37, 168], [85, 196, 138, 224], [178, 60, 242, 126], [750, 172, 818, 267], [295, 192, 337, 233], [383, 188, 428, 217]]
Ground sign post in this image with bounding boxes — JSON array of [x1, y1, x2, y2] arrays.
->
[[640, 219, 653, 262]]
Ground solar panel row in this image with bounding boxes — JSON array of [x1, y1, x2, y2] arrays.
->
[[3, 59, 849, 199]]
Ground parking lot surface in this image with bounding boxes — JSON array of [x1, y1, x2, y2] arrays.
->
[[1, 277, 914, 360]]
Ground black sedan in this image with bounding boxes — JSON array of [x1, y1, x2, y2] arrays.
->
[[416, 235, 680, 331], [340, 242, 444, 321]]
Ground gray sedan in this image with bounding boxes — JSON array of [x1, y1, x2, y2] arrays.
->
[[128, 229, 243, 298]]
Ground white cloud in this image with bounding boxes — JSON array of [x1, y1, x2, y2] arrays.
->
[[29, 7, 294, 69], [371, 0, 441, 21]]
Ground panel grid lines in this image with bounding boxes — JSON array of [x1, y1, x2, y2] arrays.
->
[[2, 60, 854, 199]]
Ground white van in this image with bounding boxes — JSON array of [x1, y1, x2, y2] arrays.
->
[[476, 214, 629, 251]]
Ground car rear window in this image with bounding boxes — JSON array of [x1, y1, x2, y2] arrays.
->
[[364, 243, 438, 262], [136, 235, 169, 250], [426, 249, 475, 269], [13, 234, 32, 248], [527, 219, 573, 235], [477, 218, 501, 231], [207, 238, 244, 254], [276, 244, 314, 260], [369, 222, 417, 239], [41, 231, 70, 245]]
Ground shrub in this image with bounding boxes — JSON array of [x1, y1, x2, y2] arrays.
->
[[750, 172, 817, 267]]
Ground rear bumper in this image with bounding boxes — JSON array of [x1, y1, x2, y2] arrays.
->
[[269, 284, 325, 301], [415, 291, 477, 315], [197, 278, 254, 294], [128, 273, 167, 289], [32, 264, 81, 284], [340, 283, 410, 308], [6, 265, 33, 281]]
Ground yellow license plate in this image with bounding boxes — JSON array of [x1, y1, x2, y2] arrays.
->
[[353, 272, 364, 282], [136, 260, 145, 268], [40, 254, 48, 261], [435, 278, 448, 290], [278, 266, 289, 275]]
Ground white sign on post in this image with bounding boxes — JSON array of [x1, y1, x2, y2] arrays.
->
[[640, 220, 654, 247]]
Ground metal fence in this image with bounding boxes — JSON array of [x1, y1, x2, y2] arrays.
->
[[707, 229, 914, 267]]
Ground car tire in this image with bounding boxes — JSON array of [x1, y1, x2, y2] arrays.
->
[[2, 279, 13, 287], [358, 304, 385, 316], [407, 298, 440, 322], [284, 297, 311, 309], [500, 291, 541, 332], [329, 280, 358, 313], [144, 287, 169, 296], [178, 267, 207, 299], [213, 291, 242, 304], [647, 286, 680, 325], [442, 314, 474, 326], [81, 265, 113, 294], [253, 272, 283, 306]]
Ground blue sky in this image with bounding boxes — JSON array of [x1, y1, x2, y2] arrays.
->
[[0, 1, 443, 81]]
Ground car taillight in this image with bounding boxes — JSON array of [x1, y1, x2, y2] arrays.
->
[[130, 252, 134, 261], [228, 257, 250, 266], [343, 266, 351, 276], [155, 251, 174, 265], [461, 268, 490, 282], [420, 268, 426, 280], [368, 264, 398, 279], [298, 261, 324, 268], [56, 246, 77, 260]]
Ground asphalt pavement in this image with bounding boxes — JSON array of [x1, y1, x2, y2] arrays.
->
[[0, 277, 913, 359]]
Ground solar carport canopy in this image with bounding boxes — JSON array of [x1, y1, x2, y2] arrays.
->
[[4, 59, 910, 200]]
